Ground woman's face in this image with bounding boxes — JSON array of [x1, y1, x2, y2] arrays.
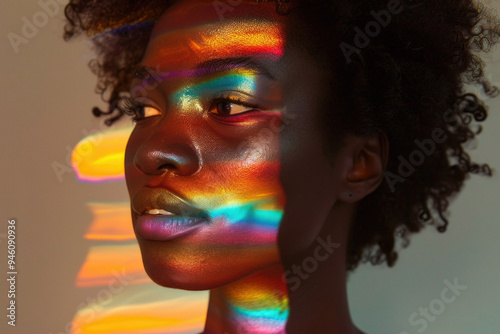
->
[[125, 0, 345, 290]]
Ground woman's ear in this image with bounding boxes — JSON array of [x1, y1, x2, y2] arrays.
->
[[338, 132, 389, 203]]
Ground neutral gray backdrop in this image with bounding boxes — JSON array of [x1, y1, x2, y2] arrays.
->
[[1, 1, 499, 334]]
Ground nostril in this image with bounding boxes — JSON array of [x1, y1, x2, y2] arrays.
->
[[133, 136, 200, 176], [135, 147, 200, 176], [158, 163, 178, 172]]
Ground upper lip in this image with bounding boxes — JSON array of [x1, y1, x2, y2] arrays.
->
[[132, 188, 209, 219]]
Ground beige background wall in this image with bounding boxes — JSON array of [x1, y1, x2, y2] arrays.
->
[[1, 1, 499, 334]]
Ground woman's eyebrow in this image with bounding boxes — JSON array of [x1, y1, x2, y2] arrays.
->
[[133, 56, 275, 78], [131, 57, 276, 87], [194, 57, 276, 80], [132, 66, 166, 82]]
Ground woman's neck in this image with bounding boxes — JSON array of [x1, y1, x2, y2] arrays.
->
[[204, 263, 289, 334], [203, 202, 361, 334], [282, 235, 358, 334]]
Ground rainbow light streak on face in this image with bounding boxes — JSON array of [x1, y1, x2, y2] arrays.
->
[[206, 200, 282, 226], [143, 20, 284, 69], [172, 72, 257, 111], [190, 20, 284, 58], [159, 160, 283, 207], [71, 126, 133, 182], [201, 200, 283, 246]]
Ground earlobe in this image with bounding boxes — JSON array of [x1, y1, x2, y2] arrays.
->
[[340, 132, 389, 203]]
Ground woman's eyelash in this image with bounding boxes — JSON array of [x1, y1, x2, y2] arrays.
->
[[211, 94, 258, 109], [120, 97, 146, 121], [119, 94, 257, 121]]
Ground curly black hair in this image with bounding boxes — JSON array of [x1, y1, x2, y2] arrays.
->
[[64, 0, 500, 271]]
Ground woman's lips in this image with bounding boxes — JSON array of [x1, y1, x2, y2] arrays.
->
[[135, 214, 208, 241], [132, 188, 210, 241]]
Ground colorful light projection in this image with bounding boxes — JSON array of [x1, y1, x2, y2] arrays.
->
[[76, 243, 149, 287], [84, 202, 135, 241], [71, 125, 132, 183], [73, 291, 208, 334]]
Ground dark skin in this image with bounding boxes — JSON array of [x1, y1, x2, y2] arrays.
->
[[124, 0, 387, 332]]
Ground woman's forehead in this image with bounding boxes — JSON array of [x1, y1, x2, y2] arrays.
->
[[151, 0, 285, 37], [143, 20, 285, 69], [142, 1, 287, 73]]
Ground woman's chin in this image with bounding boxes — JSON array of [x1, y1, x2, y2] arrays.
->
[[140, 252, 281, 291], [143, 264, 254, 291], [147, 273, 222, 291]]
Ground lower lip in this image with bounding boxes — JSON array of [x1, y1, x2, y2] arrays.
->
[[135, 215, 208, 241]]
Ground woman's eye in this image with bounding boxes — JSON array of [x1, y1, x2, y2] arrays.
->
[[209, 101, 255, 117], [122, 98, 161, 121], [135, 105, 162, 120]]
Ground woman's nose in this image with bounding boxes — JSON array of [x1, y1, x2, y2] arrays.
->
[[133, 121, 201, 177]]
